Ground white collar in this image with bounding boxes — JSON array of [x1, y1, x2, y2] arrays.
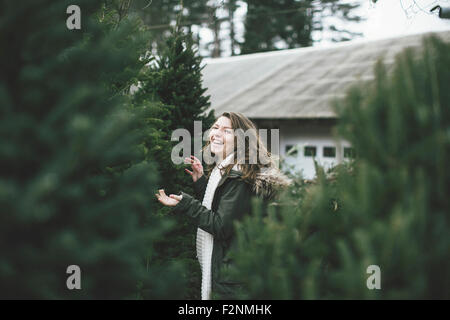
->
[[217, 152, 236, 170]]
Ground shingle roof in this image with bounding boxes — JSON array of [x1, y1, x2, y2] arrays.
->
[[201, 30, 450, 119]]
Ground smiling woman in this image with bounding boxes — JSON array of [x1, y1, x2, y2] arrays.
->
[[209, 116, 235, 161], [155, 112, 292, 300]]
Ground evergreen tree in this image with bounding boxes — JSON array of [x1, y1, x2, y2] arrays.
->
[[100, 1, 216, 299], [136, 26, 215, 299], [129, 0, 210, 54], [228, 35, 450, 299], [242, 0, 314, 53], [226, 0, 240, 56], [241, 0, 362, 54], [99, 1, 191, 299], [0, 0, 183, 299], [315, 0, 363, 42]]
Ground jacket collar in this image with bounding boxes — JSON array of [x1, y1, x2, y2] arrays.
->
[[216, 168, 242, 189], [216, 165, 293, 200]]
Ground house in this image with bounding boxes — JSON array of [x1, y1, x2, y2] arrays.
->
[[201, 30, 450, 179]]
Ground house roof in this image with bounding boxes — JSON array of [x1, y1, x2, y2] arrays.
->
[[201, 30, 450, 119]]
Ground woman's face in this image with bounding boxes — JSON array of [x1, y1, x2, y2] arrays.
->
[[209, 116, 235, 159]]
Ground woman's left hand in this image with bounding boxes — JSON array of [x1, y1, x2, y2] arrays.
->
[[155, 189, 182, 207]]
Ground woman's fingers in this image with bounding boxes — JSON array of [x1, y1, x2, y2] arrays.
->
[[155, 190, 164, 201], [191, 155, 200, 162], [169, 194, 182, 201], [184, 156, 202, 176], [184, 156, 198, 163], [155, 193, 164, 204], [184, 157, 193, 164], [155, 189, 178, 206], [190, 156, 203, 172], [158, 189, 169, 200], [185, 155, 203, 167], [191, 155, 202, 166]]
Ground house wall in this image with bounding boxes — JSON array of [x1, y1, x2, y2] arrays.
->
[[254, 119, 353, 180]]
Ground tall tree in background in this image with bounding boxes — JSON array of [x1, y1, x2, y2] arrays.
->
[[128, 0, 240, 58], [122, 0, 364, 58], [207, 0, 241, 57], [129, 0, 211, 53], [242, 0, 314, 53], [226, 0, 240, 56], [241, 0, 362, 54], [316, 0, 363, 42], [0, 0, 184, 299], [128, 0, 179, 52], [207, 2, 226, 58]]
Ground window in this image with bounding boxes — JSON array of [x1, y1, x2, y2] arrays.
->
[[344, 147, 355, 158], [285, 145, 298, 156], [304, 146, 316, 157], [323, 146, 336, 158]]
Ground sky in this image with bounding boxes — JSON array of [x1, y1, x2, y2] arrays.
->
[[358, 0, 450, 40], [197, 0, 450, 57]]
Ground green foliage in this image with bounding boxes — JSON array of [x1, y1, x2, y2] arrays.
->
[[136, 26, 215, 299], [241, 0, 362, 54], [229, 35, 450, 299], [0, 0, 184, 299], [128, 0, 210, 52], [143, 27, 215, 132], [242, 0, 314, 54]]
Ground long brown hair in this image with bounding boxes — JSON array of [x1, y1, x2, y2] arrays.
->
[[202, 112, 274, 184]]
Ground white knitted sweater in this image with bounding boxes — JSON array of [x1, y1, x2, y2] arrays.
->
[[196, 152, 237, 300]]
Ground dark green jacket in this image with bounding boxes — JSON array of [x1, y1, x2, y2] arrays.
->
[[173, 166, 291, 299], [173, 169, 251, 299]]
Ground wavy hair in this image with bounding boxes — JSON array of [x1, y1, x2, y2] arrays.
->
[[202, 112, 275, 184]]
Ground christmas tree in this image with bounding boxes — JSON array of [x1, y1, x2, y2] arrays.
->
[[0, 0, 183, 299], [136, 24, 215, 299]]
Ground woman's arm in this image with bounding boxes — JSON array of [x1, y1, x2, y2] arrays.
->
[[193, 175, 208, 200], [173, 180, 252, 242]]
